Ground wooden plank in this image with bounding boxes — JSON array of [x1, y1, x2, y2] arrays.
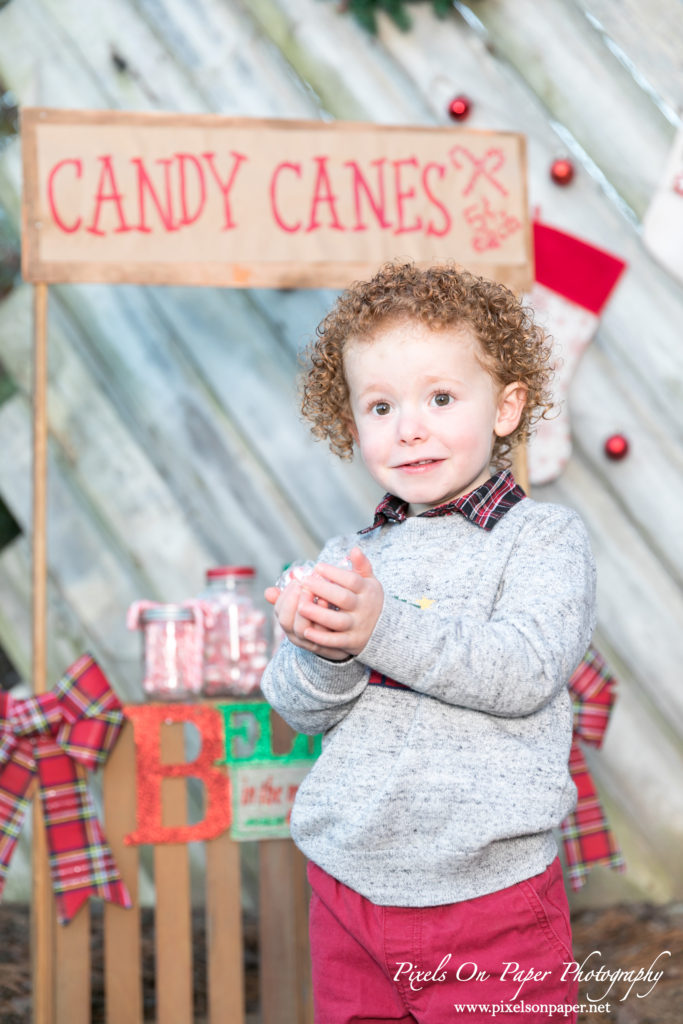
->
[[31, 280, 55, 1024], [247, 0, 436, 123], [131, 0, 319, 117], [205, 829, 245, 1024], [154, 721, 193, 1024], [32, 281, 48, 696], [259, 711, 312, 1024], [571, 0, 683, 117], [558, 341, 683, 586], [259, 840, 313, 1024], [291, 844, 314, 1024], [104, 720, 143, 1024], [146, 284, 377, 541], [54, 898, 90, 1024], [260, 839, 302, 1024], [539, 456, 683, 736]]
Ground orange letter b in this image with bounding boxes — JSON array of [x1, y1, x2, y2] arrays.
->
[[124, 704, 231, 845]]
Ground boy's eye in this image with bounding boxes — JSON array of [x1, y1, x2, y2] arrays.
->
[[371, 401, 391, 416], [432, 392, 453, 407]]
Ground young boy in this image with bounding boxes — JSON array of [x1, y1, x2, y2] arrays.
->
[[261, 262, 595, 1023]]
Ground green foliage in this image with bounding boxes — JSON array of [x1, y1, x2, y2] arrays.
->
[[0, 492, 20, 553], [0, 85, 20, 301], [338, 0, 452, 34], [0, 209, 20, 301], [0, 94, 18, 151]]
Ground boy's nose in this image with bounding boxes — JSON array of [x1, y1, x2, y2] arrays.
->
[[397, 410, 428, 443]]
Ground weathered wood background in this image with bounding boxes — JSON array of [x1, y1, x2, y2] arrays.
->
[[0, 0, 681, 909]]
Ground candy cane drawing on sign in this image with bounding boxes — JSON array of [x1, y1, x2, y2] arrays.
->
[[450, 144, 522, 252]]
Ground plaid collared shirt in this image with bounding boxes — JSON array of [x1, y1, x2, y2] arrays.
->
[[359, 468, 526, 534]]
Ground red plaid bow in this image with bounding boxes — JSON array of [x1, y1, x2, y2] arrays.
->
[[0, 654, 132, 924], [563, 645, 625, 890]]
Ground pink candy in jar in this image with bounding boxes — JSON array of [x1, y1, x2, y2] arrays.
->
[[136, 605, 200, 700], [199, 566, 268, 696]]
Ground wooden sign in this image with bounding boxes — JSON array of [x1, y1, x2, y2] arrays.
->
[[21, 107, 532, 289]]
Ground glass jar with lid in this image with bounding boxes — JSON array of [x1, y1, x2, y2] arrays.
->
[[199, 566, 268, 696], [138, 604, 199, 700]]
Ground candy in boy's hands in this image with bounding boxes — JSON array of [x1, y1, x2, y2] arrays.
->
[[276, 557, 353, 611], [276, 557, 352, 592], [275, 560, 316, 590]]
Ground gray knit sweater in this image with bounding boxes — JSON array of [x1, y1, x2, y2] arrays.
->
[[260, 495, 596, 906]]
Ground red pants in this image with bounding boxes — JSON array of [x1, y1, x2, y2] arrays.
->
[[307, 857, 578, 1024]]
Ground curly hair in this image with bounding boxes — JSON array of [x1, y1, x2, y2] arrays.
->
[[300, 261, 554, 467]]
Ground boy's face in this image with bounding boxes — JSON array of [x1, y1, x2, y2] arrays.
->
[[344, 320, 525, 512]]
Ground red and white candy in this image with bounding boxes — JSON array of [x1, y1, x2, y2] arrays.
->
[[202, 597, 269, 697]]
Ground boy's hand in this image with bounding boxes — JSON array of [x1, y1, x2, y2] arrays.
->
[[265, 580, 351, 661], [294, 547, 383, 657]]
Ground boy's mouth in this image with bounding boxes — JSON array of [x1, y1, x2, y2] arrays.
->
[[396, 458, 443, 471]]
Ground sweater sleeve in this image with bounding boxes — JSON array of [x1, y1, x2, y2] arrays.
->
[[260, 642, 369, 735], [358, 507, 596, 716], [259, 534, 370, 735]]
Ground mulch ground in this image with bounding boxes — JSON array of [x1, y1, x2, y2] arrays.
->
[[0, 901, 681, 1022]]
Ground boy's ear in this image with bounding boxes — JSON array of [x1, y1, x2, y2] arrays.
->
[[494, 382, 527, 438]]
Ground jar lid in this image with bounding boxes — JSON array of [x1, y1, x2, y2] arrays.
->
[[141, 605, 194, 622], [206, 566, 255, 579]]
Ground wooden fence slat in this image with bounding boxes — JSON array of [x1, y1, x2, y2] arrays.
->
[[259, 711, 313, 1024], [31, 795, 56, 1024], [155, 722, 193, 1024], [291, 844, 314, 1024], [205, 828, 245, 1024], [260, 840, 313, 1024], [54, 900, 90, 1024], [104, 720, 143, 1024]]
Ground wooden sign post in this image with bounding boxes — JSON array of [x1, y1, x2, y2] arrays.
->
[[20, 106, 532, 1024]]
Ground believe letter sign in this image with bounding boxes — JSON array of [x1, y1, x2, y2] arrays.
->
[[21, 108, 532, 289]]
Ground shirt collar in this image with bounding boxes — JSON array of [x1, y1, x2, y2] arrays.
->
[[359, 469, 526, 534]]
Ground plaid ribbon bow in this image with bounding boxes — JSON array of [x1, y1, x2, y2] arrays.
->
[[562, 644, 625, 890], [368, 644, 625, 891], [0, 654, 132, 924]]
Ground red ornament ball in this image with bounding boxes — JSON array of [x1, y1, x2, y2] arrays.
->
[[604, 434, 629, 460], [448, 95, 472, 121], [550, 158, 575, 185]]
